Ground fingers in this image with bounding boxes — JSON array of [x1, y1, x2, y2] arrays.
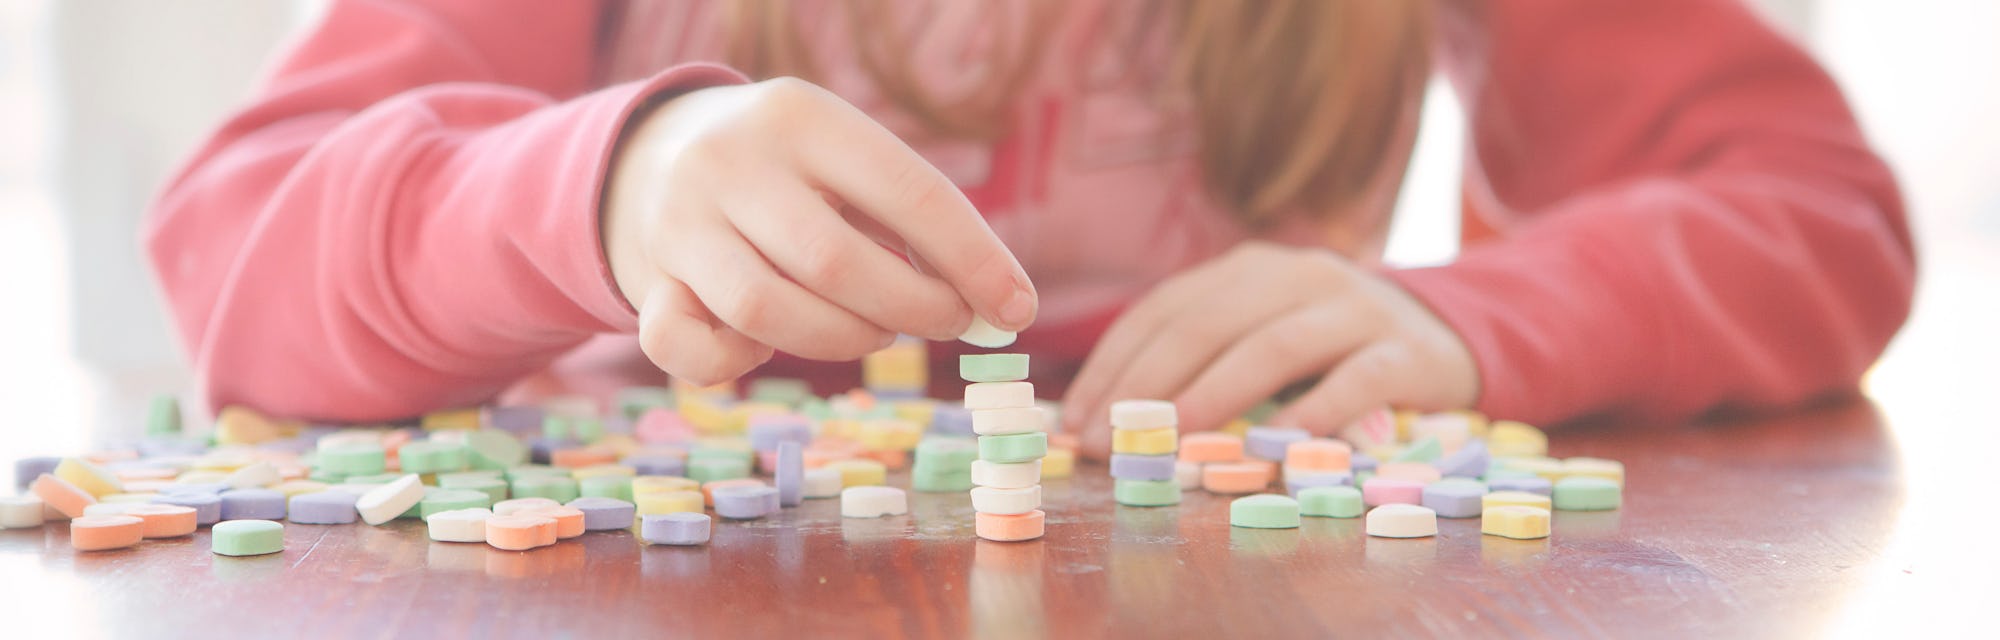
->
[[1075, 283, 1322, 438], [636, 278, 775, 386], [721, 180, 971, 341], [1062, 261, 1240, 437], [1064, 284, 1200, 440], [786, 85, 1035, 332], [1272, 340, 1413, 436], [659, 219, 896, 361], [1173, 302, 1378, 433]]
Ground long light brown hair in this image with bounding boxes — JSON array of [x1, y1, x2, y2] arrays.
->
[[724, 1, 1432, 228]]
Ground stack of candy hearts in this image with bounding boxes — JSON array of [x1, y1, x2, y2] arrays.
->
[[961, 343, 1047, 542], [909, 436, 976, 493], [861, 338, 927, 401], [1108, 400, 1181, 507]]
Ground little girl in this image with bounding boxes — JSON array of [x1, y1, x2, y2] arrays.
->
[[147, 0, 1912, 454]]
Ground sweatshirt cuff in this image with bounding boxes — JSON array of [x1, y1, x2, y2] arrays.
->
[[1384, 207, 1661, 426], [562, 63, 749, 332]]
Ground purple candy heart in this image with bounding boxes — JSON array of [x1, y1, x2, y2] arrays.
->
[[565, 497, 638, 531], [528, 437, 577, 465], [1285, 471, 1354, 497], [153, 492, 222, 525], [288, 491, 360, 524], [486, 406, 546, 437], [1108, 454, 1177, 482], [219, 488, 288, 521], [641, 512, 712, 545], [929, 407, 975, 437], [1351, 452, 1379, 473], [1488, 476, 1553, 496], [1245, 426, 1311, 461], [623, 455, 686, 477], [1434, 439, 1490, 478], [871, 389, 923, 401], [1421, 482, 1488, 518], [776, 442, 804, 507], [14, 457, 59, 493], [748, 417, 813, 452], [712, 486, 780, 520]]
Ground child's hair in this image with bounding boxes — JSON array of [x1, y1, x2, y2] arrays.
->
[[723, 0, 1433, 228]]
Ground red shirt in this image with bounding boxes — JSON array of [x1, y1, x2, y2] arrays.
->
[[146, 0, 1913, 426]]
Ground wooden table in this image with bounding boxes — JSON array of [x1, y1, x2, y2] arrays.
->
[[1, 399, 1911, 638]]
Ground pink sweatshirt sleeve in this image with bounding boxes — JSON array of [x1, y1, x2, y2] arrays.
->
[[145, 0, 745, 421], [1389, 0, 1916, 425]]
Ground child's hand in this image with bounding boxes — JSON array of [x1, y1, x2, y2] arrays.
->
[[1063, 241, 1478, 458], [603, 78, 1036, 385]]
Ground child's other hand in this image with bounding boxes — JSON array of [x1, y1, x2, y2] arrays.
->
[[604, 78, 1037, 385], [1063, 241, 1478, 459]]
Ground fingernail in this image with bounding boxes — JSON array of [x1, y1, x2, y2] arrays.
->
[[998, 287, 1035, 330]]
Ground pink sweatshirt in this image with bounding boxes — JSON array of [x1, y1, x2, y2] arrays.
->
[[147, 0, 1913, 426]]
